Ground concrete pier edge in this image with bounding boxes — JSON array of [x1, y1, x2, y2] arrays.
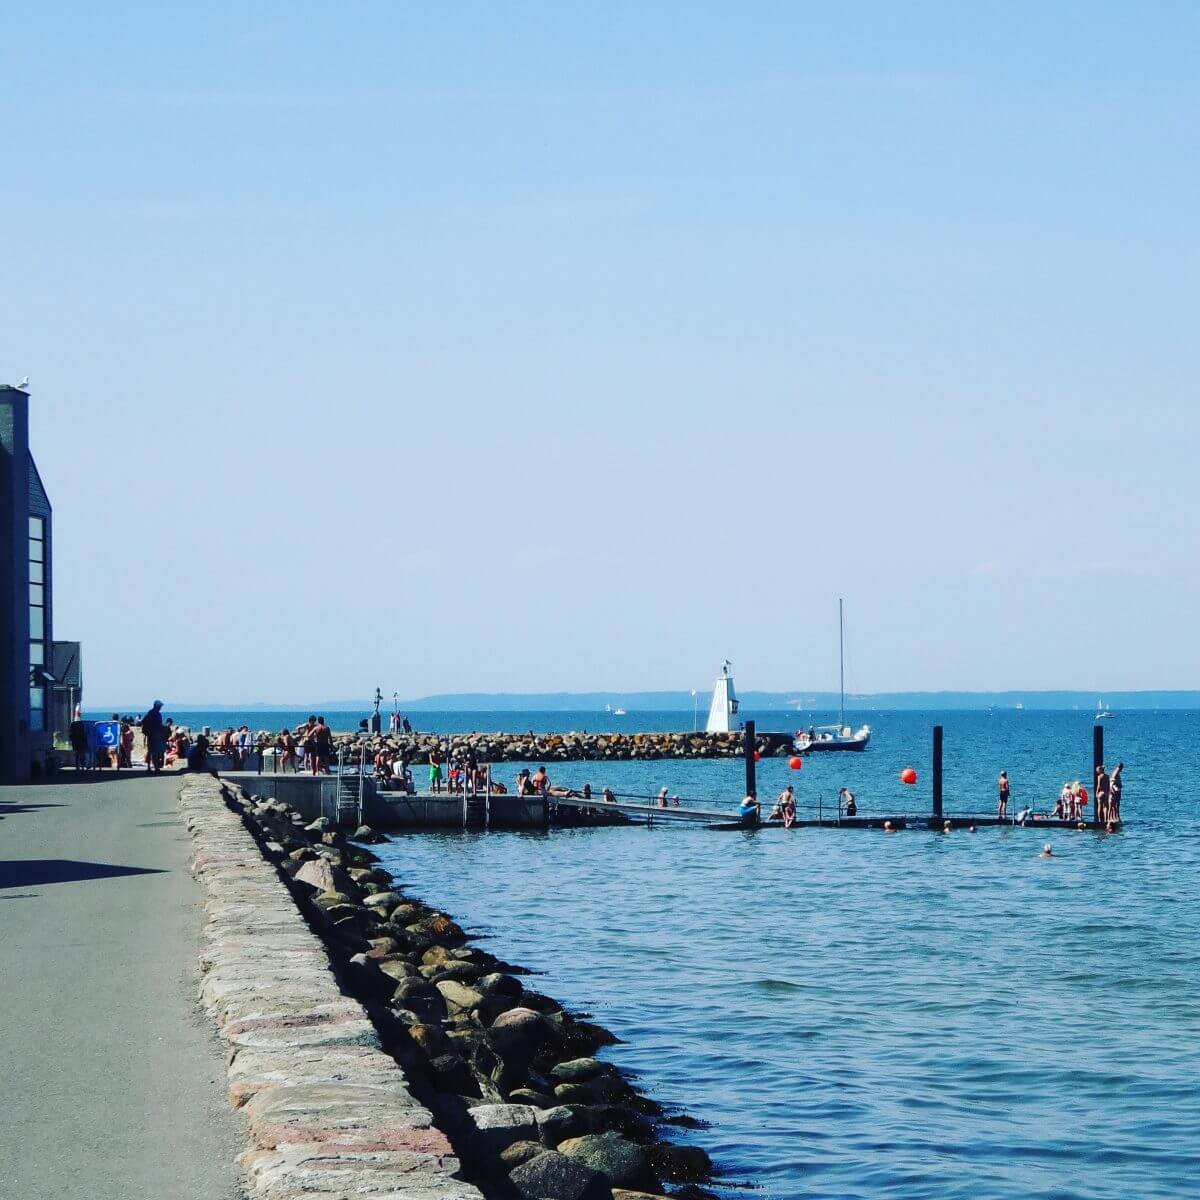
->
[[179, 774, 483, 1200]]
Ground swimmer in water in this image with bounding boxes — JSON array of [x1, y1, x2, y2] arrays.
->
[[943, 820, 952, 833], [968, 824, 977, 833], [884, 819, 895, 833], [1040, 843, 1053, 858]]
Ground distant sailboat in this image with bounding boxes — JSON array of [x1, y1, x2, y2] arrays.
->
[[793, 600, 871, 752], [1096, 698, 1114, 719]]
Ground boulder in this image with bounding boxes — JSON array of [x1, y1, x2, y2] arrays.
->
[[559, 1133, 656, 1192], [550, 1058, 607, 1083], [478, 972, 524, 998], [508, 1150, 611, 1200], [293, 858, 352, 895], [464, 1103, 540, 1154], [647, 1143, 712, 1183], [536, 1105, 594, 1147], [391, 978, 447, 1023], [436, 979, 483, 1015], [362, 891, 402, 914], [509, 1087, 556, 1109], [501, 1139, 547, 1169]]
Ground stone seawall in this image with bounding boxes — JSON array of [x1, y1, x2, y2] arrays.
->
[[329, 728, 793, 762], [181, 775, 482, 1199], [182, 775, 717, 1200]]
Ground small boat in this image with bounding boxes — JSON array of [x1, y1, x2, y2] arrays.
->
[[1096, 698, 1114, 719], [613, 707, 627, 716], [794, 723, 871, 752], [793, 600, 871, 753]]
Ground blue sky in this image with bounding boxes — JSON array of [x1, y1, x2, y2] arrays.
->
[[2, 3, 1197, 704]]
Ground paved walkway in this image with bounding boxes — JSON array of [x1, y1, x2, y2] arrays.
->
[[0, 772, 242, 1200]]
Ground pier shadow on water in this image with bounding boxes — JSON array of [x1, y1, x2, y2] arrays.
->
[[0, 859, 165, 889]]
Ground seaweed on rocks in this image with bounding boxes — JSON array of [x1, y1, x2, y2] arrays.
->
[[220, 782, 720, 1200]]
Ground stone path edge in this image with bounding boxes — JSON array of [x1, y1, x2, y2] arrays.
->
[[180, 774, 484, 1200]]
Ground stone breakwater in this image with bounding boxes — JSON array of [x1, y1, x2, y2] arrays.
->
[[182, 775, 717, 1200], [328, 729, 793, 762]]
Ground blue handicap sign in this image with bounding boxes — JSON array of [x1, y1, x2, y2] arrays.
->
[[95, 721, 120, 748]]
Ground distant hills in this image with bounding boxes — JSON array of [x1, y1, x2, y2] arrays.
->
[[157, 690, 1200, 712]]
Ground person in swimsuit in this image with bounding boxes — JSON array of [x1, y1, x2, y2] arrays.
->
[[1109, 762, 1123, 822], [428, 748, 443, 793], [839, 787, 857, 817], [738, 794, 760, 826], [998, 771, 1010, 821], [1095, 764, 1110, 824]]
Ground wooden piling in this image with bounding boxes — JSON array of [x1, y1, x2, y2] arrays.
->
[[743, 720, 756, 798], [932, 725, 944, 819]]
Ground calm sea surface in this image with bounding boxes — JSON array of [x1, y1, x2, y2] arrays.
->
[[365, 710, 1197, 1200], [98, 706, 1200, 1196]]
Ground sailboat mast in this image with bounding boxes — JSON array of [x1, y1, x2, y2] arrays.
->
[[839, 598, 845, 729]]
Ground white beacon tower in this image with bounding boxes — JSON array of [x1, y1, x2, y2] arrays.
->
[[705, 660, 740, 733]]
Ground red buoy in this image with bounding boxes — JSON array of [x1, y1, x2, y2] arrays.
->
[[788, 756, 803, 770], [753, 751, 762, 761], [900, 767, 918, 785]]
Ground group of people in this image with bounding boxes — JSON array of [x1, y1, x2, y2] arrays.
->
[[271, 717, 334, 775], [998, 764, 1124, 826]]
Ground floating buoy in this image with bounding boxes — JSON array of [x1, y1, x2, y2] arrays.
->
[[900, 767, 917, 785], [788, 756, 803, 770], [753, 751, 762, 761]]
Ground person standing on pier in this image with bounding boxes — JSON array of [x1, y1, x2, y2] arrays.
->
[[1109, 762, 1124, 822], [998, 771, 1011, 821], [1095, 764, 1111, 823], [428, 747, 443, 793]]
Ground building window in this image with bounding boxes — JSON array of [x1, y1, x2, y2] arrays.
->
[[29, 517, 47, 731]]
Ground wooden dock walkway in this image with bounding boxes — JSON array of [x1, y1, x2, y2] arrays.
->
[[551, 797, 1113, 832]]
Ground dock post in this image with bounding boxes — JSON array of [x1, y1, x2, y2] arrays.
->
[[743, 720, 756, 799], [1093, 724, 1104, 815], [932, 725, 944, 820]]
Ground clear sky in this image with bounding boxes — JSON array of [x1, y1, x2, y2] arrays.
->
[[2, 3, 1197, 705]]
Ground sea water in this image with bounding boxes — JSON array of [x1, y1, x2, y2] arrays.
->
[[362, 710, 1200, 1200]]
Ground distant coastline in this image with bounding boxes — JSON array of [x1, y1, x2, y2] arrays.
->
[[90, 689, 1200, 713]]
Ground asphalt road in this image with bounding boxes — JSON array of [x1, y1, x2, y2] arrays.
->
[[0, 771, 242, 1199]]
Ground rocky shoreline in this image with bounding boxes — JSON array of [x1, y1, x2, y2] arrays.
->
[[327, 729, 792, 763], [186, 774, 719, 1200]]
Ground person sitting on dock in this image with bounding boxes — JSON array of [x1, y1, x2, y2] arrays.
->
[[657, 786, 669, 808], [839, 787, 857, 817], [531, 765, 551, 796], [602, 787, 616, 803], [739, 793, 760, 826], [515, 768, 535, 796]]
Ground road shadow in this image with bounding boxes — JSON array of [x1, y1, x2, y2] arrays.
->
[[0, 803, 67, 819], [0, 859, 166, 889]]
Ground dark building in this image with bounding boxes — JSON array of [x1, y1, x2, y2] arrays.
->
[[1, 383, 63, 782]]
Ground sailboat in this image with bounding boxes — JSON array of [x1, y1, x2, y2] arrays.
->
[[1096, 698, 1114, 719], [793, 599, 872, 752]]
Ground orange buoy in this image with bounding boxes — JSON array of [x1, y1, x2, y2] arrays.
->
[[900, 767, 918, 785], [788, 756, 803, 770]]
